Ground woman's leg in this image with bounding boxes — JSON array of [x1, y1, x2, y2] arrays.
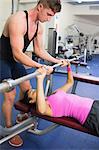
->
[[84, 101, 99, 136]]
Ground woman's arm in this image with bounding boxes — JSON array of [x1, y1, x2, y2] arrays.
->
[[36, 67, 52, 116], [36, 78, 46, 114], [57, 63, 74, 92]]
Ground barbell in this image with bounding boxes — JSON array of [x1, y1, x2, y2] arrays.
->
[[0, 55, 84, 93]]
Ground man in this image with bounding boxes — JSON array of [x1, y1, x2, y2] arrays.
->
[[0, 0, 64, 147]]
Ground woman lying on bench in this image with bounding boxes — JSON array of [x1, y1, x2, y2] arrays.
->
[[23, 63, 99, 136]]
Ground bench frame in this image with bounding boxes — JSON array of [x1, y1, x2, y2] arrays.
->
[[0, 73, 99, 145]]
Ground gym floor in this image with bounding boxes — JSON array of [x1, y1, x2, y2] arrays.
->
[[0, 54, 99, 150]]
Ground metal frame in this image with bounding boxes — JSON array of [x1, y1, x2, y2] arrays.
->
[[28, 119, 60, 136], [0, 56, 83, 93], [0, 56, 96, 145], [0, 73, 59, 144], [28, 73, 99, 137], [0, 118, 35, 144], [0, 63, 62, 144], [0, 63, 62, 93]]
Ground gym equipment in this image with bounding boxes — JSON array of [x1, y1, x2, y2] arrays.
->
[[0, 62, 71, 144], [55, 60, 87, 74], [0, 118, 35, 144], [0, 63, 62, 93], [11, 0, 14, 14], [48, 28, 57, 57], [0, 63, 62, 144], [0, 60, 98, 145], [87, 32, 99, 56], [65, 24, 95, 63], [55, 54, 88, 74], [0, 55, 83, 93], [0, 74, 98, 145], [14, 73, 99, 139]]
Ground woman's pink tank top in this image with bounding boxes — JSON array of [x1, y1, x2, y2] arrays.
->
[[47, 90, 94, 124]]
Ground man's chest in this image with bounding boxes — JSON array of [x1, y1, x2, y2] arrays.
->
[[28, 22, 38, 41]]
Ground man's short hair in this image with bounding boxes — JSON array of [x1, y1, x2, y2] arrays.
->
[[37, 0, 61, 13]]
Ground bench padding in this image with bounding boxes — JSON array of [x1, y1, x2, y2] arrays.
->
[[73, 73, 99, 85], [14, 101, 98, 136]]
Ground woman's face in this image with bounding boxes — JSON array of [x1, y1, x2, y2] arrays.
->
[[28, 89, 37, 104]]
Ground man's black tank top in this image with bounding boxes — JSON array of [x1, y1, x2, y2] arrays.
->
[[0, 10, 38, 59]]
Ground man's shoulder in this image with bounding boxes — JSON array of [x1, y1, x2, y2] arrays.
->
[[9, 11, 25, 21], [14, 11, 25, 18], [9, 11, 26, 25], [7, 11, 26, 33]]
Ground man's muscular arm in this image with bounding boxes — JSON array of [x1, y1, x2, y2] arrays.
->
[[9, 14, 42, 68], [33, 23, 60, 64]]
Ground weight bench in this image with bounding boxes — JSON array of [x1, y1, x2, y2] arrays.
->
[[14, 73, 99, 137], [14, 100, 98, 136], [1, 60, 92, 145], [71, 61, 87, 73]]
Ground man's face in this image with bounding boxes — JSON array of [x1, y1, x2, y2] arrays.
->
[[38, 4, 55, 22]]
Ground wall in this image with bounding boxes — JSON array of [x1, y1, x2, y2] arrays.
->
[[0, 0, 42, 51], [58, 3, 74, 41], [73, 4, 99, 34], [45, 3, 74, 51], [0, 0, 11, 35], [73, 4, 99, 53], [74, 15, 99, 34], [56, 2, 99, 53], [58, 3, 99, 37], [0, 1, 99, 53]]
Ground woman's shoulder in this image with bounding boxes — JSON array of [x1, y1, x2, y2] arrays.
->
[[48, 89, 66, 97], [54, 89, 66, 94]]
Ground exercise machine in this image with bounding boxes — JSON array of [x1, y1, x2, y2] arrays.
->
[[0, 63, 62, 144], [0, 61, 99, 145], [55, 55, 88, 74], [14, 73, 99, 138]]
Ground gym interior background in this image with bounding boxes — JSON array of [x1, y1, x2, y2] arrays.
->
[[0, 0, 99, 149]]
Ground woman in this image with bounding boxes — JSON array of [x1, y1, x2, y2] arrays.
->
[[23, 63, 99, 136]]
